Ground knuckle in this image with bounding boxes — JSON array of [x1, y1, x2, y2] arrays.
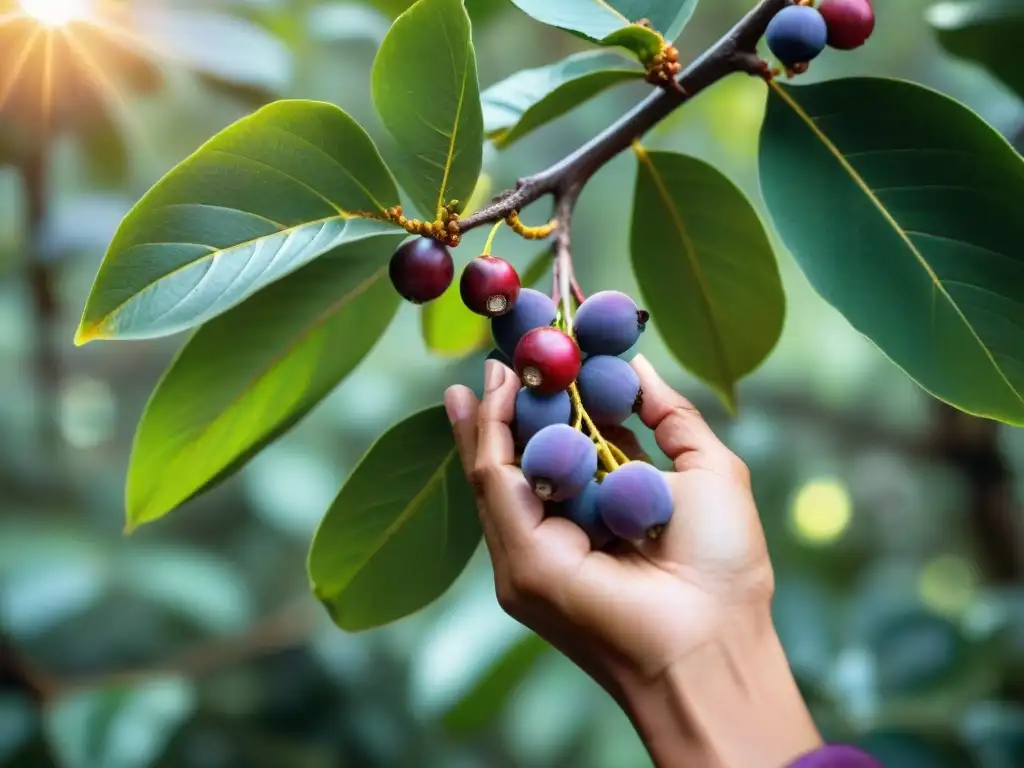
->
[[671, 401, 705, 425], [470, 460, 499, 490], [724, 451, 750, 484]]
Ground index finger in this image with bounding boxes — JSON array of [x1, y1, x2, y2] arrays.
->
[[630, 354, 727, 470]]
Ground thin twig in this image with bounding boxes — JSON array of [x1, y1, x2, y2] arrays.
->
[[458, 0, 792, 235]]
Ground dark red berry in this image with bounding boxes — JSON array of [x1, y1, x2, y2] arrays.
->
[[818, 0, 874, 51], [388, 237, 453, 304], [460, 255, 521, 317], [513, 326, 581, 394]]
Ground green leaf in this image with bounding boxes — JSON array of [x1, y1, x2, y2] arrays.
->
[[508, 0, 696, 56], [75, 100, 401, 344], [45, 678, 195, 768], [759, 78, 1024, 425], [309, 405, 481, 631], [630, 148, 783, 410], [126, 232, 402, 529], [422, 279, 492, 357], [927, 0, 1024, 101], [371, 0, 484, 218], [444, 632, 550, 733], [483, 51, 643, 148], [132, 7, 292, 100]]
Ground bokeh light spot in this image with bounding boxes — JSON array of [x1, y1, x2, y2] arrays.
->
[[790, 478, 852, 545], [19, 0, 91, 27], [918, 555, 977, 617]]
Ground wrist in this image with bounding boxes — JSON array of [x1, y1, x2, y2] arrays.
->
[[613, 606, 822, 768]]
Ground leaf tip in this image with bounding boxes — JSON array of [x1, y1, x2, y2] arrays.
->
[[73, 323, 102, 346]]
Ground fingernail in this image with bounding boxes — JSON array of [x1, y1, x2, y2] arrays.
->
[[484, 359, 506, 393], [444, 388, 470, 425]]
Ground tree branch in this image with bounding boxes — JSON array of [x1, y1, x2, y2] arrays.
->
[[458, 0, 791, 234]]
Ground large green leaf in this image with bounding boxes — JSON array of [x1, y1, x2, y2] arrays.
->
[[760, 78, 1024, 425], [508, 0, 696, 58], [631, 149, 783, 410], [483, 51, 643, 148], [371, 0, 484, 219], [927, 0, 1024, 102], [75, 100, 401, 343], [309, 405, 481, 631], [126, 232, 402, 529]]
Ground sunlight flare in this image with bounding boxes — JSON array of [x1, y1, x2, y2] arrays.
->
[[19, 0, 92, 27]]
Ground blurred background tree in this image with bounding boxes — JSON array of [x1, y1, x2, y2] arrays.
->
[[1, 1, 1022, 766]]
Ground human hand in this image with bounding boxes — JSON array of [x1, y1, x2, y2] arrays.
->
[[444, 354, 822, 768]]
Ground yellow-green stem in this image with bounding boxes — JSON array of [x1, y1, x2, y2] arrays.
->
[[482, 219, 503, 255], [608, 442, 630, 466], [570, 382, 619, 472]]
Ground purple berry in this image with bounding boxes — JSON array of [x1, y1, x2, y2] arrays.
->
[[573, 291, 648, 356], [492, 288, 557, 357], [765, 5, 828, 67], [521, 424, 597, 501], [388, 237, 454, 304], [515, 388, 572, 444], [551, 481, 615, 548], [596, 462, 673, 540], [577, 355, 641, 425]]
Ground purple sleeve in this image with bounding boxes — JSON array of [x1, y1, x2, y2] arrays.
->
[[787, 745, 884, 767]]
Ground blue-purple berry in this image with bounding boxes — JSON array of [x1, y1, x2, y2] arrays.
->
[[573, 291, 647, 357], [521, 424, 597, 501], [577, 355, 641, 425], [551, 481, 615, 548], [765, 5, 828, 67], [515, 388, 572, 445], [596, 462, 673, 540], [492, 288, 557, 357]]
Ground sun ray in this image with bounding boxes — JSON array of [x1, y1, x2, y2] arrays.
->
[[0, 10, 29, 26], [0, 25, 42, 113], [84, 15, 189, 71], [40, 27, 55, 132]]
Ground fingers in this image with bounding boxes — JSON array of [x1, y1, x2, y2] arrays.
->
[[630, 354, 728, 471]]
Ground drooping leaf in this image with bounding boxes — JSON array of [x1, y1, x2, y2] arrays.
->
[[371, 0, 484, 218], [444, 632, 550, 733], [927, 0, 1024, 101], [131, 6, 292, 101], [760, 78, 1024, 425], [75, 100, 402, 343], [482, 51, 643, 148], [45, 678, 195, 768], [507, 0, 696, 59], [309, 405, 481, 631], [422, 278, 493, 357], [630, 148, 783, 410], [126, 232, 403, 529]]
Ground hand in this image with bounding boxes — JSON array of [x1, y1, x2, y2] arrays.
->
[[444, 355, 822, 768]]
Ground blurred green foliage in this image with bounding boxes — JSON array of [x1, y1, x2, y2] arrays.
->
[[1, 1, 1023, 766]]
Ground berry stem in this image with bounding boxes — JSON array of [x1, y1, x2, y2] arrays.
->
[[482, 219, 503, 256], [570, 382, 620, 471], [456, 0, 791, 236], [608, 442, 631, 466]]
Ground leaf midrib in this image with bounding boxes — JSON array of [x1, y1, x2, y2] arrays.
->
[[322, 448, 458, 601], [770, 81, 1024, 409], [130, 265, 390, 520], [634, 146, 733, 390], [434, 12, 471, 219]]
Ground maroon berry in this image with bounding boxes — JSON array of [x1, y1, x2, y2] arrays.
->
[[389, 237, 454, 304], [513, 326, 581, 394], [818, 0, 874, 51], [460, 255, 521, 317]]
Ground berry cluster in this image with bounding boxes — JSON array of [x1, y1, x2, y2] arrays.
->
[[765, 0, 875, 70], [389, 234, 674, 544]]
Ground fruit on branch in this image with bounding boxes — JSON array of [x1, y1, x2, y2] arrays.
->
[[597, 462, 674, 540], [577, 356, 642, 426], [573, 291, 648, 357], [492, 288, 558, 357], [818, 0, 875, 50], [514, 388, 572, 444], [764, 5, 828, 67], [550, 481, 614, 548], [514, 327, 582, 394], [521, 424, 598, 501], [388, 237, 454, 304], [460, 255, 522, 317]]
